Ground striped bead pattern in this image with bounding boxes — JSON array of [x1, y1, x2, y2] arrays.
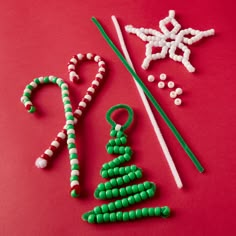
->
[[35, 53, 106, 168], [83, 128, 170, 223], [21, 76, 80, 198]]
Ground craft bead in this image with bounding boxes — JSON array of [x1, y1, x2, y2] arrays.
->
[[170, 91, 177, 98], [158, 81, 165, 88], [159, 73, 167, 80], [174, 98, 182, 106], [175, 87, 183, 95], [147, 75, 155, 82], [168, 81, 175, 88]]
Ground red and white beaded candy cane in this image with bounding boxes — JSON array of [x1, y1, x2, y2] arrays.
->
[[21, 76, 80, 197], [35, 53, 106, 169]]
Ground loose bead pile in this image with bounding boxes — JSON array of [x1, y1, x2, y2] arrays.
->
[[35, 53, 106, 170], [125, 10, 215, 72], [83, 104, 170, 223], [21, 76, 80, 197]]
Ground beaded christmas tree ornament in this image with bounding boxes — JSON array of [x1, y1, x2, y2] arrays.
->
[[21, 76, 80, 197], [83, 104, 170, 223]]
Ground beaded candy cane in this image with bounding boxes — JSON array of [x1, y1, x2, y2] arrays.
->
[[21, 76, 80, 197], [83, 104, 170, 223], [34, 53, 106, 169]]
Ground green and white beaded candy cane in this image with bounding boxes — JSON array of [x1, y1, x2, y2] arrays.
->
[[21, 75, 80, 197], [83, 104, 171, 223]]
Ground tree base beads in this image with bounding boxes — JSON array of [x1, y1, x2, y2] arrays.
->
[[21, 76, 80, 197], [82, 104, 171, 223]]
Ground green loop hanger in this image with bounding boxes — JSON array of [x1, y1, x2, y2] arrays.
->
[[106, 104, 134, 131]]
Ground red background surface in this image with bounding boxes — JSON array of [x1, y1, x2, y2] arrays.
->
[[0, 0, 235, 235]]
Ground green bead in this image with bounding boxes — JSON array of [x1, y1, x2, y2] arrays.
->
[[126, 186, 133, 195], [128, 172, 136, 181], [65, 107, 72, 112], [112, 188, 119, 197], [114, 200, 122, 209], [68, 143, 76, 149], [107, 146, 113, 154], [106, 189, 112, 199], [119, 188, 127, 197], [29, 106, 36, 113], [130, 165, 137, 171], [71, 164, 79, 170], [113, 167, 119, 175], [96, 214, 104, 223], [147, 189, 155, 198], [71, 189, 79, 198], [94, 189, 99, 198], [119, 167, 125, 175], [124, 153, 131, 161], [97, 183, 105, 191], [104, 181, 112, 190], [142, 208, 149, 216], [101, 170, 108, 178], [117, 131, 123, 138], [135, 170, 142, 179], [119, 146, 125, 154], [102, 163, 109, 170], [98, 191, 106, 200], [116, 177, 124, 186], [120, 136, 127, 144], [101, 204, 109, 213], [113, 146, 119, 154], [123, 175, 130, 184], [110, 212, 116, 222], [70, 153, 78, 160], [134, 193, 142, 203], [88, 214, 96, 223], [108, 202, 116, 212], [44, 77, 50, 83], [135, 209, 142, 218], [124, 166, 131, 173], [154, 207, 161, 216], [67, 124, 74, 130], [132, 184, 139, 193], [34, 78, 40, 84], [108, 169, 114, 177], [125, 146, 132, 154], [127, 196, 135, 205], [94, 206, 102, 214], [108, 161, 116, 168], [27, 84, 33, 90], [103, 213, 110, 222], [116, 211, 123, 221], [109, 139, 116, 145], [110, 130, 117, 137], [129, 210, 136, 220], [140, 191, 148, 200], [70, 175, 79, 181], [113, 158, 120, 165], [148, 208, 155, 216], [138, 183, 145, 192], [110, 178, 117, 187], [161, 206, 171, 218], [67, 115, 74, 120], [144, 181, 151, 189], [62, 93, 69, 98], [115, 138, 121, 145], [24, 92, 30, 97], [121, 198, 129, 207], [122, 212, 129, 221], [52, 77, 58, 83], [118, 155, 125, 163], [68, 133, 75, 139]]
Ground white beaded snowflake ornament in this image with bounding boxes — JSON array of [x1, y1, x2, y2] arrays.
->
[[125, 10, 215, 72]]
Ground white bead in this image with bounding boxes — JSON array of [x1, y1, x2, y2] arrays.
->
[[158, 81, 165, 88], [159, 73, 167, 80], [86, 53, 93, 59], [74, 117, 78, 124], [51, 141, 60, 148], [92, 80, 99, 86], [68, 64, 75, 70], [95, 73, 103, 79], [99, 67, 106, 73], [70, 180, 79, 188], [175, 88, 183, 95], [66, 120, 74, 125], [79, 101, 86, 108], [147, 75, 155, 82], [71, 170, 79, 176], [67, 138, 75, 144], [174, 98, 182, 106], [170, 91, 177, 98], [85, 94, 92, 101], [70, 58, 77, 64], [74, 109, 82, 116], [77, 53, 84, 60], [38, 77, 44, 83], [115, 124, 122, 131], [98, 61, 105, 66], [87, 87, 95, 93], [35, 157, 47, 168], [67, 129, 75, 134], [58, 132, 66, 139], [45, 149, 53, 157], [94, 55, 101, 62], [30, 81, 37, 88], [70, 158, 78, 165], [168, 81, 175, 88], [69, 148, 78, 154]]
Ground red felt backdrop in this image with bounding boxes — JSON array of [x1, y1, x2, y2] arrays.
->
[[0, 0, 235, 235]]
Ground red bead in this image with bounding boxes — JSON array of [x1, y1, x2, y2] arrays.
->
[[42, 153, 50, 161], [71, 185, 80, 195], [26, 104, 31, 110], [49, 145, 57, 152], [55, 137, 63, 143]]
